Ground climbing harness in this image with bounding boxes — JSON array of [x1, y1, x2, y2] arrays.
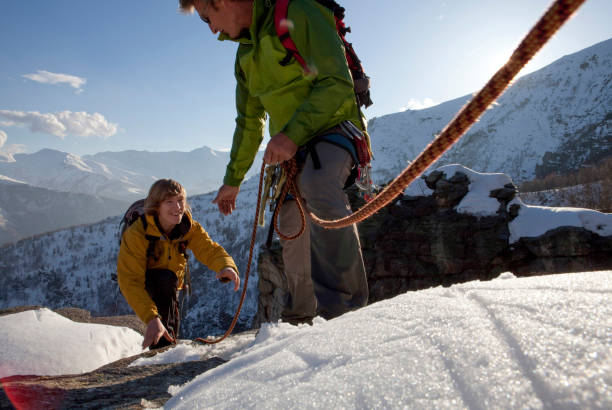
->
[[276, 0, 588, 232], [195, 0, 587, 344]]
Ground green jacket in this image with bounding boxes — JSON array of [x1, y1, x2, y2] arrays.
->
[[222, 0, 363, 187]]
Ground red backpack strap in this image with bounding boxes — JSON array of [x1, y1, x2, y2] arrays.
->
[[274, 0, 309, 72]]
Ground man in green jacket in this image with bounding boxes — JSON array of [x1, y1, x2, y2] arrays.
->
[[180, 0, 368, 323]]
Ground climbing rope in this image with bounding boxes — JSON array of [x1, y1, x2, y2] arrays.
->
[[278, 0, 588, 232], [193, 162, 266, 345], [196, 0, 586, 344]]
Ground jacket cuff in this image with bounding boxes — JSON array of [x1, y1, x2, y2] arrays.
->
[[223, 174, 243, 187], [143, 311, 159, 325]]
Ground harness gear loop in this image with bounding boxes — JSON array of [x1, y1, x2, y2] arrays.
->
[[272, 160, 307, 241]]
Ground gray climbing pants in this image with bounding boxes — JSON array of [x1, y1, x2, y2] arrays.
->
[[278, 141, 368, 323]]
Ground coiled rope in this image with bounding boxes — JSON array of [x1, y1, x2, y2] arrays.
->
[[197, 0, 586, 344]]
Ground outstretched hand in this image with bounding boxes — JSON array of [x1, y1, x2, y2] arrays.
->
[[142, 317, 173, 349], [212, 184, 240, 215], [216, 267, 240, 291]]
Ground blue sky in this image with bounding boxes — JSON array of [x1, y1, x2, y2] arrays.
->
[[1, 0, 611, 157]]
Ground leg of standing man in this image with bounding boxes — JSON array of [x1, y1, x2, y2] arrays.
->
[[279, 141, 368, 323]]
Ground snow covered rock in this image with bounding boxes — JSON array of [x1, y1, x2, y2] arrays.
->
[[256, 165, 612, 323]]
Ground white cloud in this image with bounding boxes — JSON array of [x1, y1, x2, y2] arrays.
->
[[399, 98, 436, 112], [0, 130, 26, 162], [22, 70, 86, 93], [0, 110, 118, 139]]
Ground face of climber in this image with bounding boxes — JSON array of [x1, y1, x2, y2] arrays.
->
[[158, 194, 185, 233], [193, 0, 253, 39]]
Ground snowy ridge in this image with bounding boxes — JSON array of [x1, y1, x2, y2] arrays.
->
[[0, 149, 152, 202], [1, 39, 611, 339], [0, 147, 264, 203], [369, 38, 612, 184], [162, 271, 612, 409]]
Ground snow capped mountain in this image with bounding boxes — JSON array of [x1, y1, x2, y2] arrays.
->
[[0, 147, 264, 203], [0, 39, 610, 338], [369, 38, 612, 184], [0, 149, 152, 202], [86, 147, 264, 199], [0, 147, 263, 244]]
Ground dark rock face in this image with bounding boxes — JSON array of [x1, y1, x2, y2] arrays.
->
[[255, 169, 612, 324]]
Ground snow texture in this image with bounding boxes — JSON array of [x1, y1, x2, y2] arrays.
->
[[166, 271, 612, 409], [0, 308, 142, 378], [509, 200, 612, 243], [1, 272, 610, 408]]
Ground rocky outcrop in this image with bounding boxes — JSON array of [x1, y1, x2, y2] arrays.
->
[[255, 166, 612, 324]]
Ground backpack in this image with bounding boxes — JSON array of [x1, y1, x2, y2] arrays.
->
[[274, 0, 373, 109], [274, 0, 376, 201], [114, 199, 191, 294]]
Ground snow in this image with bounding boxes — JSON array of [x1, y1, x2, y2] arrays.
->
[[403, 164, 612, 243], [509, 200, 612, 243], [1, 272, 610, 408], [436, 164, 513, 216], [0, 308, 143, 378], [162, 270, 612, 409], [403, 176, 434, 197]]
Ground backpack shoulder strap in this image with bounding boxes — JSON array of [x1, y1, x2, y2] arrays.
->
[[274, 0, 309, 70], [140, 214, 160, 264], [140, 213, 148, 231]]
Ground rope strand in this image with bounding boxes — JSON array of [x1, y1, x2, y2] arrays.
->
[[194, 162, 266, 344], [196, 0, 586, 343], [279, 0, 587, 231]]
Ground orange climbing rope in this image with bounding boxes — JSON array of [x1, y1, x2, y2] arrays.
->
[[197, 0, 587, 344], [278, 0, 588, 231]]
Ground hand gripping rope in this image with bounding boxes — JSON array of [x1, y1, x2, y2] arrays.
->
[[196, 0, 586, 344]]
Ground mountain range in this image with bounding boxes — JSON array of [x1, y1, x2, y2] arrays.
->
[[0, 38, 610, 336], [1, 38, 609, 246], [0, 146, 264, 202], [0, 147, 263, 245], [369, 38, 611, 184], [0, 178, 129, 245]]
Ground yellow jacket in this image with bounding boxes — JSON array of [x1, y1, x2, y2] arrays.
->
[[117, 211, 238, 324]]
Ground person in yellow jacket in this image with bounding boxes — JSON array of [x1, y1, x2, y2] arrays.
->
[[117, 179, 240, 349]]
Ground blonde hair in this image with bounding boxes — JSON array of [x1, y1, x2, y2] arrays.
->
[[144, 179, 190, 215], [178, 0, 249, 13], [178, 0, 197, 13]]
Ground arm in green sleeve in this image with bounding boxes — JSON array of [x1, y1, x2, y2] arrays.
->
[[281, 1, 357, 146], [223, 55, 266, 187]]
